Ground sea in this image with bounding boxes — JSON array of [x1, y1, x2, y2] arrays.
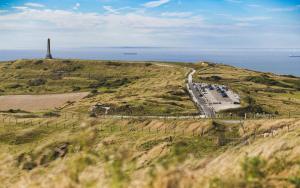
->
[[0, 48, 299, 76]]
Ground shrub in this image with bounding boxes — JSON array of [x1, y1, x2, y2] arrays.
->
[[288, 176, 300, 188], [245, 75, 290, 88], [7, 84, 22, 89], [43, 111, 60, 117], [241, 156, 267, 187], [72, 86, 81, 91], [28, 78, 47, 86], [34, 60, 43, 65], [210, 76, 222, 81], [89, 78, 132, 89]]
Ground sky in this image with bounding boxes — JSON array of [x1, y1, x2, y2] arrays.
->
[[0, 0, 300, 49]]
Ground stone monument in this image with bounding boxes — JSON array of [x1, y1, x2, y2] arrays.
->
[[45, 38, 53, 59]]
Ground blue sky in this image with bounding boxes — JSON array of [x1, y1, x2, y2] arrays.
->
[[0, 0, 299, 49]]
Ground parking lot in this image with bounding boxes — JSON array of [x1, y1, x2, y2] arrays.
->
[[194, 83, 241, 112]]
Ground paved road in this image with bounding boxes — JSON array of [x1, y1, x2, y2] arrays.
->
[[187, 69, 216, 118]]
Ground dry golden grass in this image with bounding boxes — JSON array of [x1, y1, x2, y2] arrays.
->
[[0, 117, 298, 188]]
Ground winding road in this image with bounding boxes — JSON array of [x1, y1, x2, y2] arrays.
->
[[187, 69, 216, 118]]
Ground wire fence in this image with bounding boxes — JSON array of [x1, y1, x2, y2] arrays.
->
[[0, 112, 297, 145]]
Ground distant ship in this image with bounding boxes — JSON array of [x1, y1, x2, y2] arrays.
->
[[289, 55, 300, 58], [123, 52, 138, 55]]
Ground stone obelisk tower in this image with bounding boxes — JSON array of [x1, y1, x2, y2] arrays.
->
[[45, 38, 53, 59]]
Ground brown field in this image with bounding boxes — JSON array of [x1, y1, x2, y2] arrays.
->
[[0, 92, 89, 111]]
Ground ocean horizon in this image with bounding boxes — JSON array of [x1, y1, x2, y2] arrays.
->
[[1, 48, 300, 76]]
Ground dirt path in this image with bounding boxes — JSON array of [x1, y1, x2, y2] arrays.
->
[[0, 92, 89, 111]]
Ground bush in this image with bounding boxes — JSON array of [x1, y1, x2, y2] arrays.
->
[[72, 86, 81, 91], [89, 78, 132, 89], [210, 76, 222, 81], [288, 176, 300, 188], [34, 60, 43, 65], [242, 156, 267, 182], [105, 61, 122, 66], [28, 78, 47, 86], [7, 84, 22, 89], [245, 75, 290, 88], [43, 111, 60, 117]]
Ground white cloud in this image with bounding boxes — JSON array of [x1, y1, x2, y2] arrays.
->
[[235, 22, 256, 27], [235, 16, 271, 22], [247, 4, 262, 8], [0, 8, 208, 50], [143, 0, 170, 8], [73, 3, 80, 10], [161, 12, 192, 17], [13, 6, 28, 11], [24, 3, 45, 8], [0, 7, 299, 49], [103, 6, 120, 14], [267, 5, 300, 12]]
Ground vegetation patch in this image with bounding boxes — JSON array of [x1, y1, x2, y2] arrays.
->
[[17, 142, 69, 170], [245, 75, 290, 88], [28, 78, 47, 86], [138, 137, 173, 151]]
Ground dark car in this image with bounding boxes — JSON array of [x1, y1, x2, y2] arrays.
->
[[221, 92, 228, 97]]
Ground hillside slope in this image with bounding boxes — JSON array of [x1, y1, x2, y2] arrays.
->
[[0, 59, 299, 188], [0, 117, 299, 188]]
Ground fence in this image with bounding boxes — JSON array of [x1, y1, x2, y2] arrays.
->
[[0, 112, 297, 147]]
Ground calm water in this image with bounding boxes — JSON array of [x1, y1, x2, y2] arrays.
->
[[0, 48, 300, 76]]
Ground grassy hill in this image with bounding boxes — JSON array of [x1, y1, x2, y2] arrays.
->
[[1, 59, 299, 117], [0, 59, 299, 188]]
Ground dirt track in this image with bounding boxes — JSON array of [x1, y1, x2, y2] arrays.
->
[[0, 92, 89, 111]]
